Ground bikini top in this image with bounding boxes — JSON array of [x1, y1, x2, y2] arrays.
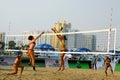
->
[[29, 42, 36, 45], [105, 58, 111, 63]]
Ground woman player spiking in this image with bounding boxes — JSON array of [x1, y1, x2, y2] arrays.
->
[[28, 31, 44, 71]]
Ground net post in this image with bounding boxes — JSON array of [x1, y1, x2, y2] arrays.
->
[[107, 28, 111, 54], [114, 28, 117, 54]]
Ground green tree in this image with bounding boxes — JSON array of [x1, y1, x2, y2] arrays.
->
[[1, 42, 5, 50], [8, 41, 16, 49], [22, 44, 29, 50], [0, 41, 5, 50]]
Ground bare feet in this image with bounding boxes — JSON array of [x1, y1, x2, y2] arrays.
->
[[33, 66, 36, 71], [61, 67, 65, 71], [7, 73, 11, 75], [57, 67, 61, 71], [57, 67, 65, 71], [7, 72, 16, 75]]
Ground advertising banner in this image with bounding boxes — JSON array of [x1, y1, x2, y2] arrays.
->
[[45, 58, 69, 68]]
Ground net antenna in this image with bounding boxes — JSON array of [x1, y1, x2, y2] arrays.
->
[[5, 28, 117, 55]]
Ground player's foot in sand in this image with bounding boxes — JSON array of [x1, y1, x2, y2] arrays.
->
[[33, 66, 36, 71], [61, 67, 65, 71], [57, 67, 61, 71]]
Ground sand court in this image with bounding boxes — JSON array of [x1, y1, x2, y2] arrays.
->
[[0, 66, 120, 80]]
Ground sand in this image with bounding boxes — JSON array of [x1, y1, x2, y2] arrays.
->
[[0, 66, 120, 80]]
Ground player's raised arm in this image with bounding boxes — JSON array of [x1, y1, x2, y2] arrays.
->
[[34, 32, 44, 41], [51, 28, 63, 40]]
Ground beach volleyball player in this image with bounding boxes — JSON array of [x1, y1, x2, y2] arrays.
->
[[7, 51, 24, 76], [52, 27, 67, 71], [28, 31, 44, 71], [104, 56, 114, 76]]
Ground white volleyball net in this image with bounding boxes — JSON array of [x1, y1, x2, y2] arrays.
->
[[4, 28, 116, 56]]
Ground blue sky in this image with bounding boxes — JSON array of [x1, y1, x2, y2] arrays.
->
[[0, 0, 120, 47]]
